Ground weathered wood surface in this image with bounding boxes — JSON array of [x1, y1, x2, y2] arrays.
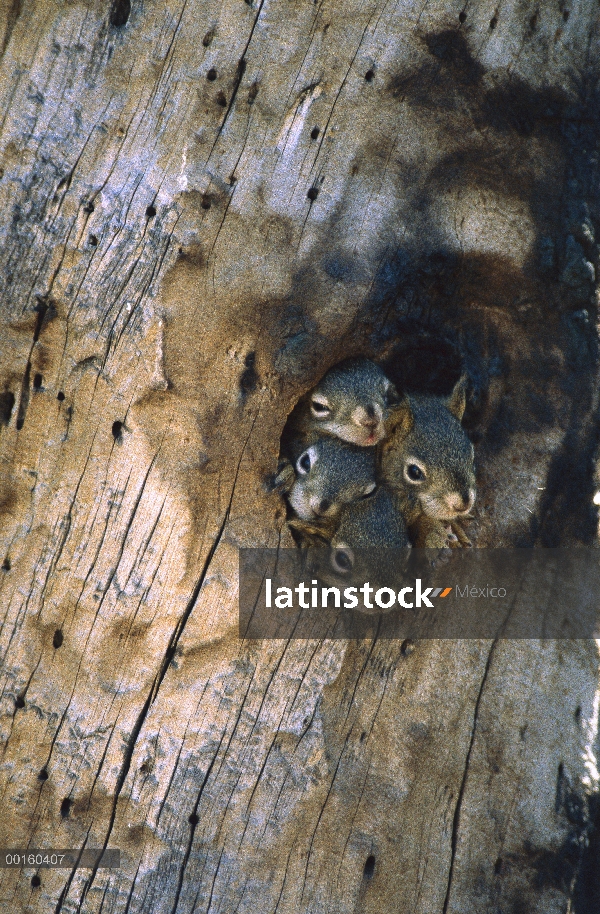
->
[[0, 0, 599, 911]]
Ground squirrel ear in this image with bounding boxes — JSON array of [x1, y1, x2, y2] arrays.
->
[[387, 397, 413, 438], [385, 381, 402, 407], [269, 458, 295, 493], [447, 374, 468, 421]]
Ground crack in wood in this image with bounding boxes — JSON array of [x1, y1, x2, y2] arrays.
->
[[441, 639, 498, 914]]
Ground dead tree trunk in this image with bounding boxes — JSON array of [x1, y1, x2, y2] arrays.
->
[[1, 1, 600, 911]]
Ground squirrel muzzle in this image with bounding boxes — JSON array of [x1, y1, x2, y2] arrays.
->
[[351, 403, 385, 445], [444, 487, 476, 516]]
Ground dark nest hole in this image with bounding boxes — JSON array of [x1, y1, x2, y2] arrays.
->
[[275, 331, 476, 553], [279, 330, 470, 463]]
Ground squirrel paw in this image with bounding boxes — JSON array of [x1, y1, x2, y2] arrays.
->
[[266, 459, 295, 495], [449, 520, 472, 547], [410, 516, 473, 549]]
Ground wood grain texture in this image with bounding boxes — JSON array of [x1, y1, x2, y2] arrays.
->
[[0, 0, 599, 911]]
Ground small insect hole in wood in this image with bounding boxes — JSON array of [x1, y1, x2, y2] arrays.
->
[[0, 390, 15, 424], [53, 630, 63, 648], [110, 0, 130, 27], [240, 351, 258, 398]]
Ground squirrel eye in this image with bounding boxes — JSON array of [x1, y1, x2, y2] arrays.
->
[[297, 451, 312, 475], [406, 463, 425, 482], [311, 398, 331, 417], [331, 547, 354, 574]]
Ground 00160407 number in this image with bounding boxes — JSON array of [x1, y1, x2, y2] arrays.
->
[[0, 849, 120, 868]]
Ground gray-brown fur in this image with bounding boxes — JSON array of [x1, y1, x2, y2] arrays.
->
[[283, 358, 399, 451], [286, 435, 377, 523], [331, 486, 410, 549], [381, 376, 476, 535], [324, 487, 411, 593]]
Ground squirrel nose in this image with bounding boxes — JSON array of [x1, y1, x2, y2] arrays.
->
[[447, 490, 475, 514], [353, 404, 383, 429], [358, 408, 378, 429], [311, 497, 331, 516]]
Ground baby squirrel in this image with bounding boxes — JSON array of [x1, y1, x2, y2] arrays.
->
[[331, 486, 410, 550], [311, 487, 410, 602], [380, 376, 476, 548], [274, 358, 395, 542], [284, 358, 400, 450], [286, 436, 377, 527]]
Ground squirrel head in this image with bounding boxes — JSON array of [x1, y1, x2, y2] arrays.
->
[[305, 358, 400, 446], [322, 488, 410, 597], [287, 436, 377, 522], [382, 376, 476, 521], [331, 486, 409, 550]]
